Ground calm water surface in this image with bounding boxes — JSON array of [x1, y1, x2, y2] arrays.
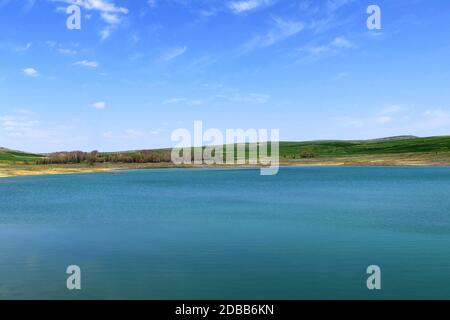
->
[[1, 167, 450, 299]]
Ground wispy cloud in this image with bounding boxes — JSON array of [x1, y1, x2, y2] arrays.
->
[[333, 71, 349, 80], [0, 41, 32, 53], [228, 0, 272, 14], [16, 108, 34, 115], [326, 0, 355, 13], [0, 110, 84, 151], [92, 101, 106, 109], [336, 104, 450, 134], [163, 97, 202, 106], [100, 11, 122, 24], [306, 0, 356, 34], [298, 36, 354, 61], [422, 109, 450, 129], [380, 105, 404, 115], [102, 128, 160, 140], [375, 115, 392, 124], [0, 115, 40, 137], [216, 92, 271, 104], [18, 42, 32, 52], [100, 28, 112, 40], [58, 48, 77, 55], [51, 0, 129, 39], [52, 0, 128, 14], [162, 46, 187, 61], [74, 60, 99, 68], [22, 67, 39, 77], [242, 16, 304, 53]]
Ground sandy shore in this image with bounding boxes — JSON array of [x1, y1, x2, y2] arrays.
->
[[0, 163, 175, 178]]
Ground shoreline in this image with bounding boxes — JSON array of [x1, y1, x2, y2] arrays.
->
[[2, 154, 450, 178]]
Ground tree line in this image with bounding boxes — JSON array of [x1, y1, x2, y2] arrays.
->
[[37, 150, 172, 164]]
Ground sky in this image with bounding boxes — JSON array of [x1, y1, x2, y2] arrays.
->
[[1, 0, 450, 152]]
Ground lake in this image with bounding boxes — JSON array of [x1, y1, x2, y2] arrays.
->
[[1, 167, 450, 299]]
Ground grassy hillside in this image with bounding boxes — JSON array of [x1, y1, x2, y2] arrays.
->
[[2, 135, 450, 164], [0, 148, 44, 162], [278, 136, 450, 158]]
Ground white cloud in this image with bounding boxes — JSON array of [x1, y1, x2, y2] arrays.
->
[[147, 0, 157, 8], [162, 46, 187, 61], [337, 106, 450, 137], [423, 109, 450, 128], [100, 28, 112, 40], [242, 16, 304, 52], [100, 12, 121, 24], [0, 111, 86, 152], [338, 117, 365, 128], [92, 101, 106, 109], [54, 0, 128, 14], [326, 0, 354, 13], [262, 16, 304, 47], [22, 68, 39, 77], [333, 71, 349, 80], [372, 105, 405, 125], [163, 98, 188, 104], [199, 8, 217, 17], [16, 108, 34, 115], [74, 60, 99, 68], [17, 42, 32, 52], [331, 36, 353, 49], [392, 108, 450, 135], [380, 105, 404, 115], [376, 116, 392, 124], [228, 0, 271, 14], [163, 97, 202, 106], [216, 92, 271, 104], [0, 41, 33, 54], [21, 42, 32, 52], [58, 48, 77, 55], [125, 129, 143, 138], [231, 93, 270, 104], [0, 115, 39, 137], [339, 112, 393, 129], [102, 128, 160, 140], [306, 0, 355, 34], [299, 36, 354, 60]]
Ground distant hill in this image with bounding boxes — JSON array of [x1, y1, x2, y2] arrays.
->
[[278, 136, 450, 158], [0, 148, 44, 162], [2, 135, 450, 163], [368, 135, 418, 141]]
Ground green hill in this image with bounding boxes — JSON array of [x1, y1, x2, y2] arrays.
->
[[2, 135, 450, 164], [0, 148, 44, 162], [278, 136, 450, 159]]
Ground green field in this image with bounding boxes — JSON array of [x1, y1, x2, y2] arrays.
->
[[193, 135, 450, 160], [277, 136, 450, 158], [2, 135, 450, 164], [0, 148, 44, 162]]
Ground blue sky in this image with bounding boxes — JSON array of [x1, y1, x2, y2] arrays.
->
[[1, 0, 450, 152]]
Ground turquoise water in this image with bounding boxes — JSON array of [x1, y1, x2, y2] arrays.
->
[[1, 167, 450, 299]]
